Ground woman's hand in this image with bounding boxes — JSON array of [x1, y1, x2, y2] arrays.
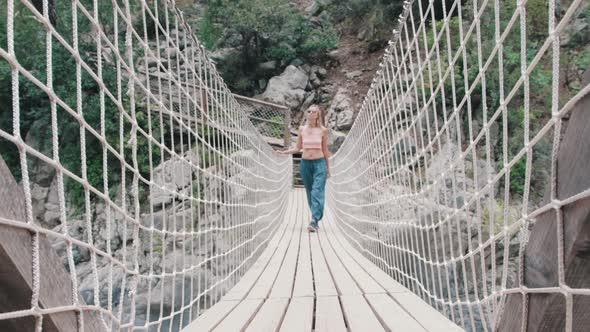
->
[[275, 149, 288, 155]]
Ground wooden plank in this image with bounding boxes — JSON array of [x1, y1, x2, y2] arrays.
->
[[292, 221, 314, 298], [245, 298, 289, 332], [188, 187, 461, 332], [0, 157, 104, 332], [224, 191, 298, 301], [340, 295, 386, 332], [309, 235, 338, 297], [325, 209, 462, 331], [278, 297, 314, 332], [185, 191, 297, 331], [324, 210, 408, 294], [213, 299, 263, 332], [393, 292, 463, 332], [247, 201, 300, 299], [268, 192, 305, 299], [316, 218, 388, 331], [316, 223, 361, 296], [315, 296, 347, 332], [365, 293, 427, 332], [184, 300, 240, 332], [321, 218, 386, 295]]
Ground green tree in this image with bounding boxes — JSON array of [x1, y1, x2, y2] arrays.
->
[[417, 0, 576, 201], [325, 0, 404, 39], [199, 0, 337, 93], [0, 0, 160, 209]]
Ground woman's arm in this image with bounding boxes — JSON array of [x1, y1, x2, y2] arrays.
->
[[277, 127, 303, 154], [321, 127, 331, 177]]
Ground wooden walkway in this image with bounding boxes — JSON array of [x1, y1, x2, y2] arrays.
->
[[184, 189, 463, 332]]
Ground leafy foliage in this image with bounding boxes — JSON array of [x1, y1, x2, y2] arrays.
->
[[197, 7, 223, 49], [0, 0, 162, 209], [417, 0, 590, 201], [326, 0, 403, 40], [197, 0, 338, 94]]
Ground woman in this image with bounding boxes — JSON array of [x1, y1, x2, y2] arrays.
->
[[277, 104, 330, 232]]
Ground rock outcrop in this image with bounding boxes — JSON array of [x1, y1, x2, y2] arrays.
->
[[260, 65, 310, 109], [326, 88, 355, 131]]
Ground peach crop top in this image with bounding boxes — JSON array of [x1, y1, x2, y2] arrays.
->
[[301, 125, 323, 149]]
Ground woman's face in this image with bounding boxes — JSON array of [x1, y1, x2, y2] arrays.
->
[[307, 107, 319, 122]]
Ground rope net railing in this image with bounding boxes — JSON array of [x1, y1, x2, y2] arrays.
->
[[0, 0, 291, 331], [136, 68, 291, 147], [327, 0, 589, 331], [234, 95, 291, 148]]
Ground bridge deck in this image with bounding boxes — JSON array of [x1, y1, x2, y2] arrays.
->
[[184, 189, 462, 332]]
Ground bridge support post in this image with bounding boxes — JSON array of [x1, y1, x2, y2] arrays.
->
[[0, 157, 105, 332], [497, 70, 590, 331], [283, 107, 291, 149]]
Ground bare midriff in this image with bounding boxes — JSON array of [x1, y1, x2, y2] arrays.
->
[[301, 148, 324, 160]]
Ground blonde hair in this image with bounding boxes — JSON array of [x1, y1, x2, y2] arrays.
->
[[305, 104, 324, 128]]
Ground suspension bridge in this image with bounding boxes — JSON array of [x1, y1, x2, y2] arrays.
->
[[0, 0, 589, 331]]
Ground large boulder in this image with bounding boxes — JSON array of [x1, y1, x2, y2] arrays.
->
[[336, 110, 355, 130], [31, 183, 50, 224], [260, 65, 309, 109], [326, 88, 355, 130], [29, 174, 63, 229], [311, 65, 327, 79], [465, 158, 497, 191], [328, 130, 346, 153], [93, 201, 128, 252], [301, 91, 317, 113], [424, 143, 471, 207], [78, 263, 126, 307], [310, 71, 322, 88], [150, 154, 196, 207], [43, 178, 62, 227], [51, 219, 91, 265], [424, 141, 502, 217]]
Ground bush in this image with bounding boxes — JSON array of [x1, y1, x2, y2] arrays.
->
[[0, 0, 161, 210], [326, 0, 403, 37], [417, 0, 573, 201], [299, 26, 339, 59], [266, 42, 298, 64], [509, 158, 527, 196], [198, 0, 337, 94], [198, 9, 223, 49]]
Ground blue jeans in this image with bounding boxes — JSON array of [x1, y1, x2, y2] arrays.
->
[[300, 158, 327, 227]]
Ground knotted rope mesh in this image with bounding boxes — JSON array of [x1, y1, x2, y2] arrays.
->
[[328, 0, 589, 331], [234, 96, 290, 147], [0, 0, 290, 330]]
